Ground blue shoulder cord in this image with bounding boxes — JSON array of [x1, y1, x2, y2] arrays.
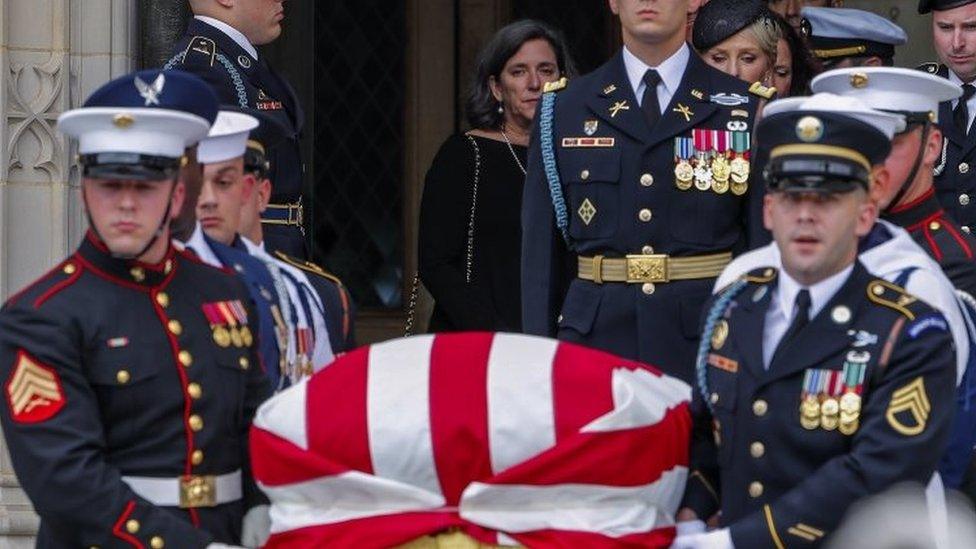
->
[[539, 91, 570, 244], [163, 52, 249, 109], [695, 279, 748, 414]]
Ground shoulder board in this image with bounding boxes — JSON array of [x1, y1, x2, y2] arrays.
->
[[543, 77, 569, 94], [6, 259, 83, 310], [273, 251, 345, 287], [867, 279, 920, 320], [916, 61, 941, 75], [741, 266, 777, 285], [748, 81, 777, 100], [182, 36, 217, 67]]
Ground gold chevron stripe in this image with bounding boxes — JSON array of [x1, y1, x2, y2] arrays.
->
[[7, 355, 62, 415]]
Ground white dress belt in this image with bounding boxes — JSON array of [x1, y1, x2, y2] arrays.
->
[[122, 470, 242, 508]]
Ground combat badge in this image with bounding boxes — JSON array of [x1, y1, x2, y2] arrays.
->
[[709, 93, 750, 106], [6, 351, 65, 424], [886, 377, 931, 436]]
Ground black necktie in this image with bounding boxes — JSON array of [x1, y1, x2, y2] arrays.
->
[[641, 69, 662, 129], [955, 84, 976, 136], [772, 289, 811, 364]]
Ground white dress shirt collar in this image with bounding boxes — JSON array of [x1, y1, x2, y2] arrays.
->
[[622, 42, 690, 110], [185, 222, 223, 268], [195, 15, 259, 60], [776, 264, 854, 323]]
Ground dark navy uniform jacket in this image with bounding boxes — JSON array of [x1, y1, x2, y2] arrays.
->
[[883, 188, 976, 298], [919, 62, 976, 232], [0, 234, 271, 548], [683, 263, 955, 548], [273, 250, 356, 353], [521, 49, 760, 382], [166, 18, 307, 258]]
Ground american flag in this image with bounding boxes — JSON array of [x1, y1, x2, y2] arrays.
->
[[251, 332, 692, 548]]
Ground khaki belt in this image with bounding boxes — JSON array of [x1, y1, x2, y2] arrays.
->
[[261, 200, 304, 227], [578, 252, 732, 284]]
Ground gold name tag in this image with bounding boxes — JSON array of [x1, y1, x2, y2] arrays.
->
[[562, 137, 615, 148]]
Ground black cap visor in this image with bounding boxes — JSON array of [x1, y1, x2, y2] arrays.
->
[[766, 155, 870, 193], [80, 153, 181, 181]]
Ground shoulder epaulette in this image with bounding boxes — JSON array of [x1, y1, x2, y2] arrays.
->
[[741, 266, 778, 285], [748, 81, 777, 100], [273, 251, 345, 287], [543, 77, 569, 94], [182, 36, 217, 67], [6, 259, 83, 310], [916, 62, 942, 75], [867, 279, 919, 320]]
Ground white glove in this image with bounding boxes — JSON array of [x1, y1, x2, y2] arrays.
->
[[676, 520, 707, 536], [207, 544, 246, 549], [241, 504, 272, 548], [670, 527, 733, 549]]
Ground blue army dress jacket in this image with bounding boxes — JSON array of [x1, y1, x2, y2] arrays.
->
[[919, 62, 976, 232], [684, 263, 955, 548], [0, 233, 271, 548], [522, 49, 760, 383]]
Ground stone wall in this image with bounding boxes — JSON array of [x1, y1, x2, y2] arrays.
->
[[0, 0, 137, 543]]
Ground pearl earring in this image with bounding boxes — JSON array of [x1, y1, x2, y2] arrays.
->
[[497, 103, 504, 115]]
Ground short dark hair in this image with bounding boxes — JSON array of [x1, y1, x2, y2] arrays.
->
[[466, 20, 576, 131]]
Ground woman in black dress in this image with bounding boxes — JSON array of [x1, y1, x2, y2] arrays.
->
[[419, 20, 575, 332]]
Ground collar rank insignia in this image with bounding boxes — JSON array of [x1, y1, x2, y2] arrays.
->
[[602, 84, 617, 96], [202, 300, 253, 348], [691, 89, 704, 100], [238, 54, 252, 69], [134, 73, 165, 106], [6, 352, 65, 424], [609, 100, 630, 118]]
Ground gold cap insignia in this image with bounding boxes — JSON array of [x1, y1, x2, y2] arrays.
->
[[796, 116, 824, 143]]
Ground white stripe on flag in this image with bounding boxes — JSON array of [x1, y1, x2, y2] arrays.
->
[[262, 471, 446, 534], [367, 335, 443, 497], [459, 466, 688, 537], [486, 334, 558, 474], [583, 368, 691, 433], [254, 377, 309, 450]]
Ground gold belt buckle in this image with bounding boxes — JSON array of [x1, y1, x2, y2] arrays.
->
[[179, 475, 217, 508], [625, 254, 669, 283]]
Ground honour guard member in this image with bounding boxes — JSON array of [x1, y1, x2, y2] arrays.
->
[[0, 70, 271, 547], [919, 0, 976, 230], [166, 0, 307, 258], [673, 97, 956, 548], [812, 68, 976, 298], [190, 109, 287, 390], [237, 117, 355, 362], [801, 7, 907, 69], [521, 0, 760, 382]]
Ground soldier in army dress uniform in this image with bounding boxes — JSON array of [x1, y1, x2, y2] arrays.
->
[[0, 70, 272, 548], [166, 0, 308, 258], [521, 0, 763, 382], [919, 0, 976, 231], [673, 98, 955, 548]]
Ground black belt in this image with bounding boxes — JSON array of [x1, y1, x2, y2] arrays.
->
[[261, 200, 304, 227]]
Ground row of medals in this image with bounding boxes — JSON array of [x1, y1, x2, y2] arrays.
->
[[674, 152, 749, 195], [213, 324, 253, 348], [800, 391, 861, 435]]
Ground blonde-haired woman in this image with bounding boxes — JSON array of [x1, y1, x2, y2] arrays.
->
[[692, 0, 782, 89]]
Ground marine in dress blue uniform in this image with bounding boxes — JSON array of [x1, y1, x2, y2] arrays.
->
[[165, 15, 307, 258], [918, 0, 976, 232], [0, 70, 271, 547], [521, 37, 762, 382], [675, 98, 956, 548]]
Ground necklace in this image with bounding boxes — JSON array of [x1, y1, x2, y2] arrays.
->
[[500, 128, 527, 176]]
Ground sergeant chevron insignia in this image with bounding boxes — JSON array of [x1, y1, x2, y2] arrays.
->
[[886, 376, 930, 436], [6, 352, 65, 424]]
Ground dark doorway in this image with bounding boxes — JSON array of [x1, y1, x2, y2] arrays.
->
[[511, 1, 619, 75]]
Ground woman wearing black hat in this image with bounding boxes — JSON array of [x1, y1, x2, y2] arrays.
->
[[693, 0, 782, 90]]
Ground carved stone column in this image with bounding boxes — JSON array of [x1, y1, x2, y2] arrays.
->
[[0, 0, 138, 543]]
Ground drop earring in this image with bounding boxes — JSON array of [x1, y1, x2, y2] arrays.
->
[[497, 103, 504, 115]]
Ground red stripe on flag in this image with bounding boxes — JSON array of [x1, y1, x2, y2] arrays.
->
[[429, 332, 494, 505], [513, 525, 676, 548], [551, 342, 616, 441], [307, 346, 374, 474], [250, 425, 353, 486], [488, 402, 691, 487]]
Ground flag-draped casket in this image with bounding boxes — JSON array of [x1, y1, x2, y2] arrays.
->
[[250, 333, 692, 547]]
